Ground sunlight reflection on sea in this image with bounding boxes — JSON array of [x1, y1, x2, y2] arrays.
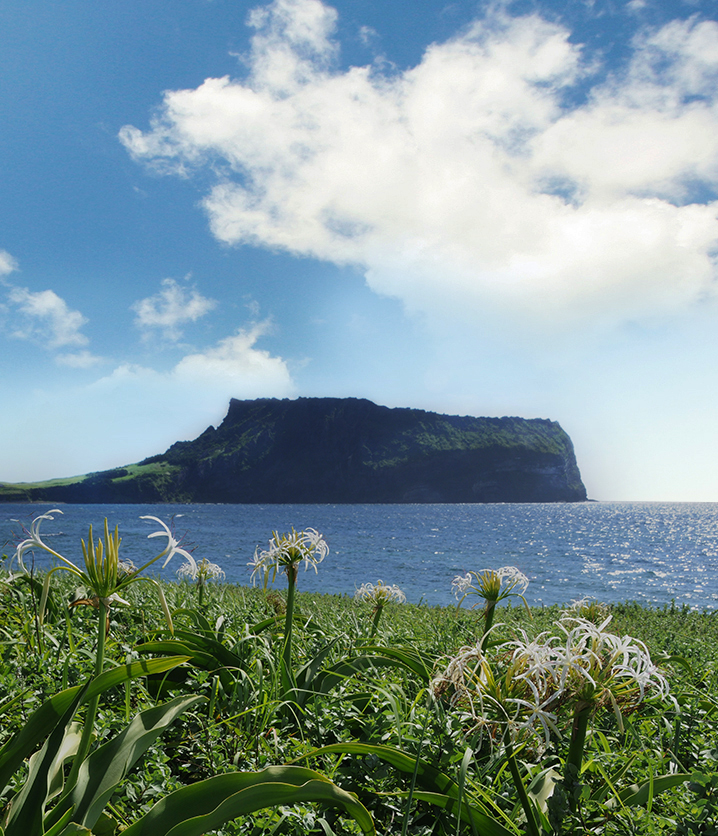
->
[[2, 501, 717, 609]]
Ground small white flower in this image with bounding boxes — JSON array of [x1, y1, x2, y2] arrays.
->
[[14, 509, 64, 571], [495, 566, 530, 596], [451, 566, 529, 604], [249, 527, 328, 584], [177, 557, 225, 583], [141, 516, 196, 571], [451, 572, 473, 599], [101, 592, 131, 607], [354, 580, 406, 605]]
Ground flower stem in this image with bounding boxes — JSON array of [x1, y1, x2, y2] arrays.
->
[[280, 565, 298, 703], [504, 733, 540, 836], [481, 601, 497, 650], [369, 604, 384, 641], [64, 599, 108, 796], [565, 699, 593, 812]]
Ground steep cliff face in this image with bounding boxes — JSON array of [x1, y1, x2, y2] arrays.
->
[[0, 397, 587, 503]]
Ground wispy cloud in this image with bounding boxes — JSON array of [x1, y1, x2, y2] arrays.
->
[[0, 250, 18, 278], [121, 0, 718, 342], [132, 277, 217, 340], [55, 350, 103, 368], [7, 286, 90, 350], [0, 319, 295, 482]]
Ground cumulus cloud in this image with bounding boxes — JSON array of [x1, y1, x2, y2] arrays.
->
[[120, 0, 718, 338], [0, 250, 18, 278], [172, 320, 294, 392], [98, 319, 293, 399], [7, 286, 90, 349], [0, 321, 295, 482], [132, 278, 217, 340]]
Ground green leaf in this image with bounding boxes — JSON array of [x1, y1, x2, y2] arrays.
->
[[4, 685, 87, 836], [71, 694, 205, 830], [614, 773, 691, 807], [308, 653, 428, 701], [40, 722, 83, 803], [355, 645, 434, 680], [251, 615, 282, 634], [298, 742, 510, 831], [137, 637, 240, 692], [120, 766, 375, 836], [393, 790, 518, 836], [0, 656, 189, 794], [295, 637, 341, 700], [42, 807, 75, 836]]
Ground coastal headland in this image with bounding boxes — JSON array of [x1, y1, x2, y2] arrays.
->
[[0, 397, 587, 503]]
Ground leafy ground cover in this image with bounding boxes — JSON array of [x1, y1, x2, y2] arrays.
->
[[1, 514, 717, 835]]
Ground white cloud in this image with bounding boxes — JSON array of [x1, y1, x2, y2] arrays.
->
[[7, 286, 90, 349], [121, 1, 718, 341], [94, 319, 293, 406], [55, 350, 104, 368], [0, 250, 18, 278], [132, 278, 217, 340], [172, 320, 294, 393], [0, 322, 295, 482]]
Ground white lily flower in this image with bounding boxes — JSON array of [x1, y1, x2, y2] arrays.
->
[[177, 556, 225, 583], [354, 580, 406, 605], [249, 527, 328, 584], [14, 508, 64, 571], [101, 592, 131, 607], [451, 572, 472, 599], [141, 515, 197, 570]]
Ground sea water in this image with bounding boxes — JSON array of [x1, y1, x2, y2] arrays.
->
[[2, 502, 717, 609]]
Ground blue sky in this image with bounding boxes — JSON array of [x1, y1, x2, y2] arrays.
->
[[1, 0, 718, 501]]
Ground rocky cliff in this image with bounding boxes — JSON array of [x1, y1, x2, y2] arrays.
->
[[0, 397, 587, 503]]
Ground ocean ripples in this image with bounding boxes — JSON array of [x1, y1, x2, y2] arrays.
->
[[2, 501, 717, 609]]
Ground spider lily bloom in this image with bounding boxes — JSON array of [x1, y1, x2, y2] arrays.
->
[[432, 634, 561, 752], [13, 508, 66, 573], [249, 528, 328, 586], [250, 528, 329, 700], [554, 615, 670, 716], [177, 557, 225, 607], [140, 515, 197, 571], [548, 614, 671, 810], [354, 580, 406, 606], [11, 510, 198, 783], [451, 572, 472, 599], [452, 566, 531, 648], [354, 580, 406, 639], [12, 511, 195, 632], [177, 556, 225, 584]]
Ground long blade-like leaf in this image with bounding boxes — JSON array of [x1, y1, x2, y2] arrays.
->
[[120, 766, 374, 836], [299, 742, 510, 826], [0, 656, 189, 792], [71, 694, 205, 830], [393, 790, 518, 836], [4, 685, 87, 836], [355, 646, 434, 680], [611, 773, 690, 807], [310, 655, 423, 699]]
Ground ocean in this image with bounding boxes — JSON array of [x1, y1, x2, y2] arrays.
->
[[2, 501, 717, 609]]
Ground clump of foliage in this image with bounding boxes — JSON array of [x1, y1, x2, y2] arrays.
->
[[0, 513, 716, 835]]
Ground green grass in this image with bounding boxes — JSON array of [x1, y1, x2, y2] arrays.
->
[[1, 559, 717, 835]]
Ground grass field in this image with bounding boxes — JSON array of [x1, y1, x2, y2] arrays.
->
[[1, 519, 717, 835]]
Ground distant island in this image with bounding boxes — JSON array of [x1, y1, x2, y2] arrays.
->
[[0, 397, 587, 504]]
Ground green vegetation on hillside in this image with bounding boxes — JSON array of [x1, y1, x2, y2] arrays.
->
[[0, 398, 586, 503]]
